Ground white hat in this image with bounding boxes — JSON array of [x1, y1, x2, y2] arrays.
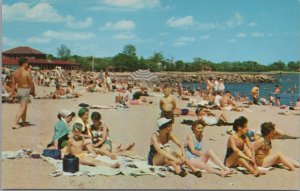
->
[[157, 117, 172, 129], [59, 109, 75, 117]]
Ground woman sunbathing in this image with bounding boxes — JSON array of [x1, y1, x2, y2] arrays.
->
[[185, 120, 234, 177], [224, 116, 264, 177], [195, 107, 232, 126], [147, 117, 202, 177], [50, 84, 66, 99], [66, 81, 82, 97], [253, 122, 300, 171]]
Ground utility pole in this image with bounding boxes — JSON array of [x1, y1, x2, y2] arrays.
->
[[92, 56, 95, 72]]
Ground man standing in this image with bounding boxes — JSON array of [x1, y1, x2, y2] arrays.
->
[[11, 57, 36, 129], [251, 84, 260, 105]]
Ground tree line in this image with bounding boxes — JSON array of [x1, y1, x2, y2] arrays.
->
[[50, 44, 300, 72]]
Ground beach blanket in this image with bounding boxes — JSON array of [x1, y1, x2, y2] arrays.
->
[[43, 155, 167, 177], [206, 160, 274, 174], [1, 149, 166, 177]]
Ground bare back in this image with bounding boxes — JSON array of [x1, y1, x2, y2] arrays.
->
[[13, 68, 32, 88]]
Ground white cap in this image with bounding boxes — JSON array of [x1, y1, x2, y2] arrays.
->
[[59, 109, 75, 117], [157, 117, 172, 129]]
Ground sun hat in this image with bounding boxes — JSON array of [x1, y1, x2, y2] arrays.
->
[[59, 109, 75, 117], [157, 117, 172, 130]]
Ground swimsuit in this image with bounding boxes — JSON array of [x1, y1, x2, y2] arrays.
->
[[185, 134, 202, 160], [255, 138, 272, 166], [147, 132, 170, 165], [17, 88, 30, 102], [181, 109, 189, 115], [90, 124, 112, 152], [161, 111, 174, 122], [224, 139, 245, 165]]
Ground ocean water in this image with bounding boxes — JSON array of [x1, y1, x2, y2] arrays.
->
[[183, 74, 299, 106]]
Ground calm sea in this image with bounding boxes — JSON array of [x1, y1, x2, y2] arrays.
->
[[183, 74, 300, 106]]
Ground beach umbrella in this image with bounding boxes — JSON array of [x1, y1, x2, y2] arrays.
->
[[129, 69, 157, 81]]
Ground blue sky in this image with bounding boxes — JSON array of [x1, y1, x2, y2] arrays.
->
[[2, 0, 300, 64]]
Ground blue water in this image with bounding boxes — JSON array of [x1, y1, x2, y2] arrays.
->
[[183, 74, 299, 106]]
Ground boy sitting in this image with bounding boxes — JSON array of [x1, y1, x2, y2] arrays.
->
[[66, 123, 119, 168]]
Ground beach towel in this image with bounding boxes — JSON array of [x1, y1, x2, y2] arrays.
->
[[206, 160, 274, 174], [42, 154, 167, 177], [1, 149, 166, 177]]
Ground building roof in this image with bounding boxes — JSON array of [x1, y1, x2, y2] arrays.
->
[[2, 46, 46, 55], [2, 57, 19, 65], [2, 57, 80, 65]]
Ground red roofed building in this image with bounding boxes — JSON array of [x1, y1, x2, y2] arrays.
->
[[2, 46, 81, 70]]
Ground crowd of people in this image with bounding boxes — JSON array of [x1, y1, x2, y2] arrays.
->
[[3, 57, 300, 179]]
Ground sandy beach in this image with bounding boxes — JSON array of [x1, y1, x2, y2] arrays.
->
[[1, 85, 300, 190]]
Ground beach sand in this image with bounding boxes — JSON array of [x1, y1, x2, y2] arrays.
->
[[1, 86, 300, 189]]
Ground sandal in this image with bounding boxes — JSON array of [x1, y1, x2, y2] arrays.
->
[[175, 169, 187, 177], [191, 170, 202, 178]]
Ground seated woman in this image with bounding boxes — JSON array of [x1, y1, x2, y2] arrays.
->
[[50, 84, 66, 99], [224, 116, 263, 177], [66, 81, 82, 98], [47, 109, 75, 151], [148, 117, 202, 177], [90, 112, 134, 159], [185, 120, 233, 177], [253, 122, 300, 171], [195, 107, 232, 126]]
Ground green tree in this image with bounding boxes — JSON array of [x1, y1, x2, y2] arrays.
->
[[268, 61, 286, 71], [175, 60, 185, 71], [57, 44, 71, 60], [123, 44, 137, 57], [287, 61, 300, 71]]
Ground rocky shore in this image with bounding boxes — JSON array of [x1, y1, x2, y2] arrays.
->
[[112, 72, 277, 83]]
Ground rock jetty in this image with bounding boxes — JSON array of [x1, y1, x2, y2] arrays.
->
[[112, 72, 277, 84]]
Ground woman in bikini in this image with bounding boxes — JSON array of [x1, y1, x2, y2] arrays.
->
[[253, 122, 300, 171], [224, 116, 263, 177], [148, 117, 202, 177], [185, 119, 234, 177]]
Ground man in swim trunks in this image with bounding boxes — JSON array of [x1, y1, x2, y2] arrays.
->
[[220, 91, 243, 112], [11, 57, 36, 129]]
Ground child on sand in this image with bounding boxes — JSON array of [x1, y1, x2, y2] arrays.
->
[[66, 123, 119, 168], [185, 120, 233, 177], [224, 116, 264, 177], [148, 118, 202, 177], [253, 122, 300, 171], [160, 84, 176, 122]]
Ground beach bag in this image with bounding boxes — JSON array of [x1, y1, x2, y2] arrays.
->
[[42, 149, 61, 160], [63, 154, 79, 173]]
